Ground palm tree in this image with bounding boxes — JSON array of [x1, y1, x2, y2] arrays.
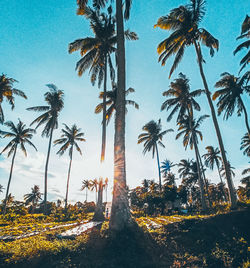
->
[[90, 178, 98, 203], [234, 15, 250, 73], [81, 179, 91, 202], [54, 124, 86, 210], [0, 185, 4, 194], [0, 74, 27, 124], [138, 119, 174, 191], [241, 133, 250, 157], [220, 161, 235, 179], [141, 179, 150, 192], [163, 172, 176, 186], [202, 146, 223, 183], [161, 73, 203, 122], [95, 86, 139, 125], [27, 84, 64, 214], [155, 0, 237, 207], [0, 120, 37, 214], [178, 159, 194, 179], [161, 159, 176, 177], [213, 72, 250, 136], [176, 114, 208, 211], [104, 177, 108, 202], [24, 185, 42, 213]]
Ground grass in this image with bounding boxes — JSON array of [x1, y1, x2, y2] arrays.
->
[[0, 209, 249, 267]]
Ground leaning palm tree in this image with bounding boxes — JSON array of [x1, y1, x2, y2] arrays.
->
[[155, 0, 237, 207], [81, 179, 91, 202], [54, 124, 86, 210], [69, 7, 116, 162], [241, 133, 250, 157], [176, 114, 209, 211], [95, 86, 139, 125], [24, 185, 42, 213], [0, 120, 37, 214], [27, 84, 64, 214], [0, 74, 27, 124], [161, 73, 203, 122], [234, 15, 250, 73], [202, 146, 223, 183], [213, 72, 250, 136], [138, 119, 174, 191]]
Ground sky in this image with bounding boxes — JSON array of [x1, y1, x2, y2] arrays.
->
[[0, 0, 249, 204]]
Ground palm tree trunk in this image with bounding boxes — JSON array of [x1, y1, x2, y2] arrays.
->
[[3, 145, 17, 215], [44, 127, 54, 214], [239, 98, 250, 136], [155, 143, 162, 191], [193, 140, 207, 212], [110, 0, 132, 231], [216, 162, 228, 202], [101, 56, 108, 162], [93, 184, 105, 221], [86, 187, 88, 202], [194, 41, 237, 208], [65, 149, 73, 210]]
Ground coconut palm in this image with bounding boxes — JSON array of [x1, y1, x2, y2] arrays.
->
[[0, 74, 27, 124], [81, 179, 91, 202], [213, 72, 250, 135], [176, 114, 208, 211], [54, 124, 86, 210], [161, 159, 176, 177], [95, 86, 139, 125], [161, 73, 203, 122], [138, 119, 174, 191], [92, 177, 106, 221], [24, 185, 42, 213], [241, 133, 250, 157], [90, 178, 98, 203], [27, 84, 64, 214], [202, 146, 223, 183], [178, 159, 194, 179], [163, 172, 176, 186], [104, 177, 108, 202], [0, 120, 37, 214], [234, 15, 250, 73], [155, 0, 236, 207]]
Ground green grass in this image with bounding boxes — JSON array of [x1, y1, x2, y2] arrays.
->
[[0, 209, 249, 267]]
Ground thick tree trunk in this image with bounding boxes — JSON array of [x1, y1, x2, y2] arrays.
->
[[3, 145, 17, 215], [110, 0, 132, 231], [101, 56, 108, 162], [93, 183, 105, 221], [44, 127, 54, 214], [155, 143, 162, 191], [194, 41, 237, 208], [193, 140, 207, 212], [65, 150, 73, 210], [239, 98, 250, 137]]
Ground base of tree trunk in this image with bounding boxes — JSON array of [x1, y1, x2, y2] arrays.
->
[[92, 209, 105, 222]]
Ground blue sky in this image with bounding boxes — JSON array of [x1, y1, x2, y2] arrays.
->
[[0, 0, 249, 203]]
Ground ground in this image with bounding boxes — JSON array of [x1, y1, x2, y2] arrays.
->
[[0, 209, 249, 267]]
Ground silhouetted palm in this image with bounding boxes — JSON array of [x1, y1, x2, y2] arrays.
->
[[178, 159, 194, 179], [241, 133, 250, 157], [234, 15, 250, 73], [27, 84, 64, 214], [161, 159, 176, 177], [0, 185, 4, 194], [81, 179, 91, 202], [220, 161, 235, 179], [95, 86, 139, 124], [0, 120, 37, 214], [163, 172, 176, 186], [213, 72, 250, 135], [155, 0, 236, 207], [138, 119, 173, 191], [0, 74, 27, 124], [203, 146, 223, 183], [54, 124, 85, 209], [161, 73, 203, 122], [24, 185, 42, 213], [176, 114, 208, 211]]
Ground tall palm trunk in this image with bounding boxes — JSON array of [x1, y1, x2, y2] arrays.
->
[[155, 143, 162, 191], [216, 162, 228, 202], [85, 187, 88, 202], [239, 98, 250, 136], [101, 56, 108, 162], [93, 184, 105, 221], [44, 127, 54, 214], [65, 149, 73, 210], [194, 41, 237, 208], [110, 0, 132, 231], [3, 145, 17, 215], [193, 139, 207, 212]]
